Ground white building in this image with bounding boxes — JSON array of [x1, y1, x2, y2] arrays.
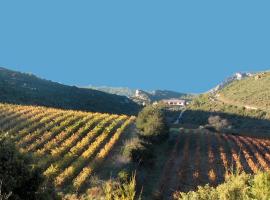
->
[[162, 99, 187, 106]]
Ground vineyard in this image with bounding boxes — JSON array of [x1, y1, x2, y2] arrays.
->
[[156, 129, 270, 199], [0, 103, 135, 195]]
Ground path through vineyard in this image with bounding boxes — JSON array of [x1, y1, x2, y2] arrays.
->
[[156, 129, 270, 199]]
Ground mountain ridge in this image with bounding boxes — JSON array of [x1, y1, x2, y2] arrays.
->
[[0, 67, 140, 115], [87, 85, 191, 105], [208, 72, 254, 93]]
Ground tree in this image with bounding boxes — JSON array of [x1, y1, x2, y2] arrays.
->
[[136, 105, 169, 143], [0, 137, 55, 200]]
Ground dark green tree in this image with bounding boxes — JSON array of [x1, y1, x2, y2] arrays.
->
[[136, 105, 169, 143], [0, 138, 56, 200]]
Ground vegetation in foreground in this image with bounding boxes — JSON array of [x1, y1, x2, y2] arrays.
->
[[155, 128, 270, 199], [64, 173, 139, 200], [174, 171, 270, 200], [0, 137, 57, 200]]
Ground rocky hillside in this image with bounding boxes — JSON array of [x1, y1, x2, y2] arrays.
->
[[87, 86, 191, 105], [209, 72, 253, 93]]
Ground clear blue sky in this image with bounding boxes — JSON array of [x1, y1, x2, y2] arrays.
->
[[0, 1, 270, 93]]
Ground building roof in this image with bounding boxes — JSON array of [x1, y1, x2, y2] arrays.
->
[[162, 99, 186, 103]]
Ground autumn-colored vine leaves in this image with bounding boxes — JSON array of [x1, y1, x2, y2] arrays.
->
[[0, 103, 135, 193]]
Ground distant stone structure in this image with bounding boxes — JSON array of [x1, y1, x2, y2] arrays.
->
[[135, 89, 140, 97], [135, 89, 149, 100], [133, 89, 151, 106]]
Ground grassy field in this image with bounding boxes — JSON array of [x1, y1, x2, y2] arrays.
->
[[0, 103, 135, 198]]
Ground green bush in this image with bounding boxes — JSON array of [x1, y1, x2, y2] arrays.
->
[[121, 138, 143, 159], [250, 171, 270, 199], [77, 174, 140, 200], [103, 174, 140, 200], [0, 137, 56, 200], [174, 171, 270, 200], [136, 105, 169, 143]]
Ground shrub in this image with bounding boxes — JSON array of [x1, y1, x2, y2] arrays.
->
[[118, 170, 130, 183], [79, 174, 140, 200], [175, 171, 270, 200], [207, 115, 231, 132], [0, 137, 56, 200], [250, 171, 270, 199], [103, 174, 139, 200], [121, 138, 142, 159], [136, 105, 169, 143]]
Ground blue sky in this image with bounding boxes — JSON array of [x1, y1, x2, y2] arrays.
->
[[0, 1, 270, 93]]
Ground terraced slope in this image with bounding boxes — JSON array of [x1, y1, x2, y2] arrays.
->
[[0, 103, 135, 195], [219, 72, 270, 110], [156, 129, 270, 199]]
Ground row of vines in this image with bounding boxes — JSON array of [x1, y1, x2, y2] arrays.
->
[[0, 103, 135, 194], [156, 129, 270, 199]]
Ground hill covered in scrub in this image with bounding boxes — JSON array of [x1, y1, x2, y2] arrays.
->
[[181, 71, 270, 137], [209, 72, 253, 93], [0, 67, 140, 115], [218, 72, 270, 110], [86, 86, 136, 97], [183, 93, 270, 137]]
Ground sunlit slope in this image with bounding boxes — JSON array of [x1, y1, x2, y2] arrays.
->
[[0, 103, 135, 194], [219, 72, 270, 110]]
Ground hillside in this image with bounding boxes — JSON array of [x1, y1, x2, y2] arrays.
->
[[1, 71, 270, 199], [176, 71, 270, 137], [151, 90, 190, 101], [209, 72, 253, 93], [218, 72, 270, 110], [87, 86, 190, 102], [0, 103, 135, 197], [0, 67, 140, 115], [183, 93, 270, 137], [86, 86, 136, 97]]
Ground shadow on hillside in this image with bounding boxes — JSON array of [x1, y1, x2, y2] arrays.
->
[[178, 109, 270, 138]]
